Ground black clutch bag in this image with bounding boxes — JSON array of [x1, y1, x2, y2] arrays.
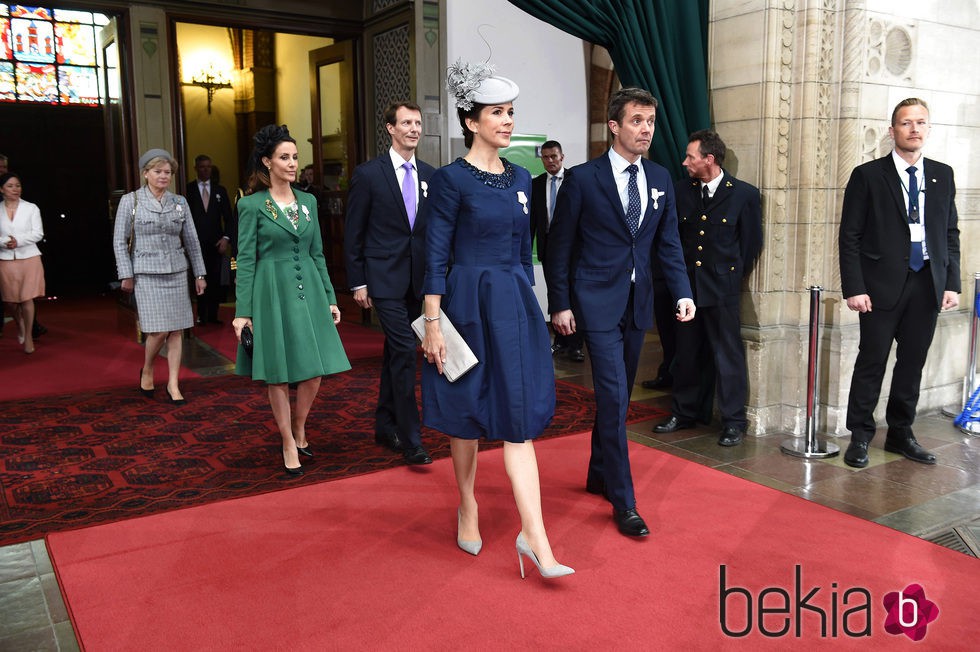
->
[[241, 325, 254, 357]]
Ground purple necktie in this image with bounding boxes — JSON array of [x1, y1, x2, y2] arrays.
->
[[402, 162, 417, 229]]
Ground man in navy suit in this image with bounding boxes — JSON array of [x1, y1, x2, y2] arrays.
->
[[530, 140, 584, 362], [839, 97, 960, 468], [186, 154, 233, 325], [546, 88, 695, 537], [653, 130, 762, 446], [345, 102, 435, 465]]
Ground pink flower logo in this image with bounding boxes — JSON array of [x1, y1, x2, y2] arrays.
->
[[882, 584, 939, 641]]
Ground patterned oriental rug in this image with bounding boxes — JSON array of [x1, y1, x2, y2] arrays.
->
[[0, 359, 666, 546]]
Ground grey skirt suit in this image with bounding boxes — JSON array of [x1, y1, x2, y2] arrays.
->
[[112, 186, 207, 333]]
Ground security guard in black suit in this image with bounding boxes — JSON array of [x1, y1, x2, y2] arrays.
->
[[653, 130, 762, 446]]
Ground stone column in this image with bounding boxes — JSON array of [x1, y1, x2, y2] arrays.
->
[[710, 0, 976, 437]]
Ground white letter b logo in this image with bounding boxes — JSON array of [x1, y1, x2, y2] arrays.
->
[[898, 592, 918, 628]]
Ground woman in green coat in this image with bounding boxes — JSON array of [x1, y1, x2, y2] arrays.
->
[[233, 125, 350, 475]]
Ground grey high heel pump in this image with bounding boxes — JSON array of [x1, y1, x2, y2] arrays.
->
[[516, 532, 574, 579], [456, 508, 483, 556]]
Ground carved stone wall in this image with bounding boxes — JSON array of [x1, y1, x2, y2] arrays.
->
[[710, 0, 977, 437], [371, 26, 411, 156]]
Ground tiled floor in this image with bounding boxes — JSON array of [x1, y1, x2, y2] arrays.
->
[[2, 315, 978, 649]]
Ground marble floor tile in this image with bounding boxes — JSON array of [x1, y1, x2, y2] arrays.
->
[[803, 473, 940, 518], [0, 624, 59, 652], [0, 543, 36, 583], [731, 451, 854, 488], [864, 458, 979, 495], [0, 577, 50, 639], [873, 486, 980, 537]]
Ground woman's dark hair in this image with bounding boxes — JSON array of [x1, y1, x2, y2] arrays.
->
[[456, 103, 487, 149], [0, 172, 20, 188], [247, 124, 296, 191]]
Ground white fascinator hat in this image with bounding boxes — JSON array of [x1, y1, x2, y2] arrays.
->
[[447, 59, 519, 110]]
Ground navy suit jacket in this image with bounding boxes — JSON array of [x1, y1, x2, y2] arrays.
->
[[839, 155, 960, 311], [344, 154, 436, 299], [186, 179, 233, 251], [675, 171, 762, 307], [545, 152, 691, 331]]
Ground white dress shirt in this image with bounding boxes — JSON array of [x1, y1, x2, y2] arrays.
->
[[608, 148, 648, 228], [892, 150, 928, 260]]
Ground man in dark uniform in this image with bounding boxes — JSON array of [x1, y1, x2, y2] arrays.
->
[[186, 154, 233, 325], [653, 130, 762, 446]]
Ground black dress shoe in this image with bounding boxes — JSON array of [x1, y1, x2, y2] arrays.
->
[[567, 348, 586, 362], [884, 436, 936, 464], [641, 375, 672, 390], [718, 426, 745, 447], [284, 465, 304, 476], [550, 343, 567, 356], [844, 441, 869, 468], [374, 431, 404, 452], [403, 445, 433, 465], [652, 416, 695, 433], [32, 321, 47, 338], [166, 388, 187, 405], [613, 508, 650, 537], [296, 445, 313, 458]]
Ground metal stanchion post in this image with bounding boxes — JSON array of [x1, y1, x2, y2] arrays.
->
[[952, 273, 980, 435], [781, 286, 840, 458], [942, 272, 980, 420]]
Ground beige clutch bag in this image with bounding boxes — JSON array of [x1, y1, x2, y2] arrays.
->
[[411, 309, 479, 382]]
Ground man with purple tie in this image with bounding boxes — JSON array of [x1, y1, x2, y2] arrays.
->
[[345, 102, 436, 465]]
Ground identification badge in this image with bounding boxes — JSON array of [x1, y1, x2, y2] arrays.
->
[[909, 223, 924, 243]]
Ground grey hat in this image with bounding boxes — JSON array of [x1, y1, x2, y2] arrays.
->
[[139, 148, 173, 170], [447, 60, 519, 110], [471, 76, 519, 106]]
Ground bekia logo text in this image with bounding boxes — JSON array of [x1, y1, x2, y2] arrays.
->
[[719, 565, 940, 639]]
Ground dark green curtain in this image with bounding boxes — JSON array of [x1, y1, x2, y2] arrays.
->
[[508, 0, 710, 178]]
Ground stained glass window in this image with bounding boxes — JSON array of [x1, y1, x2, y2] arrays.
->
[[0, 4, 110, 105]]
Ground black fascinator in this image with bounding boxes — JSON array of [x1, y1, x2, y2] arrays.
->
[[253, 124, 294, 158]]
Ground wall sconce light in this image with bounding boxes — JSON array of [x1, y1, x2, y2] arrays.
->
[[183, 64, 232, 114]]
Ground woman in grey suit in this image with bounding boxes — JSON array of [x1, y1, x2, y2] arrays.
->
[[113, 149, 207, 404]]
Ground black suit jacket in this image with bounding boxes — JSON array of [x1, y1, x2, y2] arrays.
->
[[675, 172, 762, 307], [344, 154, 436, 299], [839, 155, 960, 311], [186, 179, 233, 252], [530, 168, 567, 265]]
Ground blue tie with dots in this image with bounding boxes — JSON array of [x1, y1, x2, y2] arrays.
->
[[907, 166, 923, 272], [625, 164, 640, 237]]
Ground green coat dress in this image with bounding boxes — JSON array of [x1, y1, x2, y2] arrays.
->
[[234, 189, 350, 383]]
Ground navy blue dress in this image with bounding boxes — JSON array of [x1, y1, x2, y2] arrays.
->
[[421, 158, 555, 442]]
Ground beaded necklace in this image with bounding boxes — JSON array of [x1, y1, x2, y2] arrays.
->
[[458, 157, 515, 189]]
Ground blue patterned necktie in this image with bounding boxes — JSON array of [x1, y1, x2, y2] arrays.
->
[[625, 164, 640, 237], [907, 166, 923, 272], [402, 162, 416, 229]]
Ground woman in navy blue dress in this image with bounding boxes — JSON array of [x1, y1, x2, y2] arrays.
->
[[420, 62, 572, 579]]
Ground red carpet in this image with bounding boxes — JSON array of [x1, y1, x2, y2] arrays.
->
[[193, 305, 386, 361], [0, 296, 198, 401], [47, 433, 977, 650], [0, 362, 665, 546]]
